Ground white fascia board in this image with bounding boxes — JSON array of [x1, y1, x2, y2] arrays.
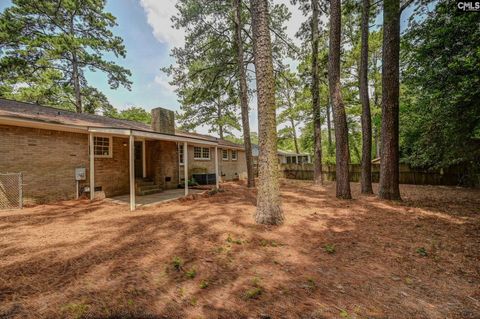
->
[[0, 116, 88, 133], [88, 127, 131, 137], [219, 145, 245, 151], [132, 130, 218, 146]]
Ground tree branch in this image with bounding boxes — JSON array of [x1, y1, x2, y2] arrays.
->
[[400, 0, 415, 13]]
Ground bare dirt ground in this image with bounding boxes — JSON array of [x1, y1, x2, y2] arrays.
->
[[0, 180, 479, 319]]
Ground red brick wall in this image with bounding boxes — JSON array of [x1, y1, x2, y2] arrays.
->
[[0, 125, 132, 204], [93, 136, 130, 197], [146, 140, 179, 189], [0, 125, 89, 204]]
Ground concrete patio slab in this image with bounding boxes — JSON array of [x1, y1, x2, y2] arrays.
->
[[108, 188, 205, 207]]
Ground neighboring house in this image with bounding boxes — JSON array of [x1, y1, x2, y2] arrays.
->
[[251, 144, 312, 165], [0, 98, 246, 209], [277, 150, 312, 164]]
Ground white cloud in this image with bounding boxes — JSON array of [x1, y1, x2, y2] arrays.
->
[[154, 74, 177, 95], [139, 0, 185, 48], [139, 0, 305, 49]]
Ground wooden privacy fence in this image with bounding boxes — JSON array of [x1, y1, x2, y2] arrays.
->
[[280, 163, 479, 187]]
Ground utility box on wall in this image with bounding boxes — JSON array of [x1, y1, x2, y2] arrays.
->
[[75, 167, 86, 181]]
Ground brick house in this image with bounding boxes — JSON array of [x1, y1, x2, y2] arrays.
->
[[0, 98, 246, 210]]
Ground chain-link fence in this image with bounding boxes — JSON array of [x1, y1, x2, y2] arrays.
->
[[0, 173, 23, 210]]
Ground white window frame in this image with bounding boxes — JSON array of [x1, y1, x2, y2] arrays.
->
[[222, 149, 229, 160], [179, 144, 184, 166], [231, 150, 238, 161], [93, 135, 112, 158], [194, 146, 210, 160], [202, 147, 210, 159]]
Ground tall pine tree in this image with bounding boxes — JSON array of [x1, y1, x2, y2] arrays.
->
[[0, 0, 132, 113]]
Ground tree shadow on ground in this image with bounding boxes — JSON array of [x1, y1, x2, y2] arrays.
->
[[0, 180, 479, 318]]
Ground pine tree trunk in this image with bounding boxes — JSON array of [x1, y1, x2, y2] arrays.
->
[[329, 0, 352, 199], [379, 0, 401, 200], [70, 16, 82, 114], [326, 97, 333, 155], [72, 55, 82, 113], [233, 0, 255, 188], [217, 100, 224, 139], [373, 60, 381, 159], [250, 0, 283, 225], [360, 0, 373, 194], [290, 118, 300, 155], [286, 90, 300, 154], [311, 0, 323, 185]]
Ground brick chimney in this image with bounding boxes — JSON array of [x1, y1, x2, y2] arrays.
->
[[151, 107, 175, 134]]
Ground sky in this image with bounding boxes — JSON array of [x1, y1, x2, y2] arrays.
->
[[0, 0, 415, 137]]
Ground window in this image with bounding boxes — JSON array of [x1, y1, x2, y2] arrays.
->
[[179, 145, 184, 165], [299, 155, 309, 163], [286, 156, 297, 164], [222, 149, 229, 160], [231, 150, 237, 161], [93, 136, 112, 158], [194, 146, 210, 160], [202, 147, 210, 159]]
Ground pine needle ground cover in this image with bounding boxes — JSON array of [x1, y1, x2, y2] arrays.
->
[[0, 180, 478, 318]]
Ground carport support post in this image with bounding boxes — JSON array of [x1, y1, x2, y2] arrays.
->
[[129, 133, 136, 211], [215, 146, 219, 189], [89, 132, 95, 200], [184, 142, 188, 196]]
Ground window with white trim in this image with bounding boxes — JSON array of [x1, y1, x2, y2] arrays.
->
[[194, 146, 210, 160], [231, 150, 237, 160], [93, 136, 112, 158], [222, 149, 229, 160], [179, 145, 184, 165], [202, 147, 210, 159]]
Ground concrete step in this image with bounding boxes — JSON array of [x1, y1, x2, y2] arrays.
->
[[135, 180, 154, 187]]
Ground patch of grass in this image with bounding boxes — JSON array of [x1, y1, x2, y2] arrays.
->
[[214, 245, 232, 255], [62, 302, 89, 319], [339, 309, 351, 318], [172, 256, 183, 271], [416, 247, 428, 257], [306, 277, 317, 289], [259, 239, 279, 247], [185, 268, 197, 279], [243, 287, 263, 299], [243, 276, 263, 300], [226, 234, 242, 245], [324, 244, 336, 254], [190, 297, 198, 306], [177, 287, 186, 298], [199, 280, 209, 289]]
